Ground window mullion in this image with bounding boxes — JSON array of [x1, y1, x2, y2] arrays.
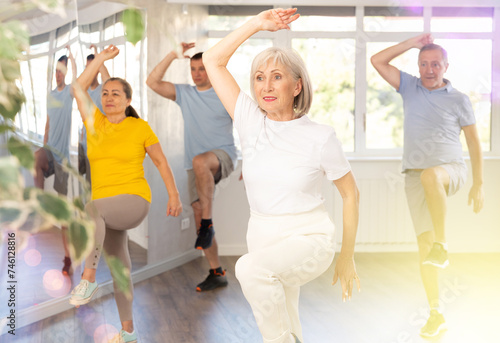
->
[[423, 6, 431, 32], [355, 5, 367, 155], [491, 6, 500, 155], [47, 30, 56, 96], [27, 59, 35, 135]]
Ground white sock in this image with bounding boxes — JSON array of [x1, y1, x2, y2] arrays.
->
[[431, 306, 442, 314], [436, 242, 448, 250]]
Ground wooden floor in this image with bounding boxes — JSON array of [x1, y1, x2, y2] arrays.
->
[[4, 253, 500, 343], [0, 226, 147, 317]]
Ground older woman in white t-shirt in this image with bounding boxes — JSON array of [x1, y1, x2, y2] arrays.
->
[[203, 8, 360, 343]]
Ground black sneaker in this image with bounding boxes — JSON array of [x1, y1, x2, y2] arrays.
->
[[194, 224, 215, 250], [423, 242, 449, 268], [420, 309, 447, 338], [196, 270, 228, 292]]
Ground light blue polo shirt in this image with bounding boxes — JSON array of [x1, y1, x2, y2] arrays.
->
[[47, 84, 73, 163], [398, 71, 475, 172], [80, 84, 104, 152], [175, 84, 237, 170], [88, 84, 104, 114]]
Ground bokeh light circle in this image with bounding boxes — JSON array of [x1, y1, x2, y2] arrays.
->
[[42, 269, 71, 298], [24, 249, 42, 267], [93, 324, 119, 343]]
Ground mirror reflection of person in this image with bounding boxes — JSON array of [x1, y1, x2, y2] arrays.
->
[[78, 44, 110, 186], [203, 8, 361, 343], [70, 45, 183, 343], [33, 46, 76, 276], [147, 43, 237, 292], [371, 34, 484, 338]]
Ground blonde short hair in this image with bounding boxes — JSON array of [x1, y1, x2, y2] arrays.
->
[[250, 47, 312, 117]]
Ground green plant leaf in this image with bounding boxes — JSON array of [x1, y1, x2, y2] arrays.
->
[[105, 254, 131, 299], [0, 156, 23, 200], [66, 218, 94, 265], [17, 207, 52, 234], [36, 192, 72, 223], [0, 206, 22, 223], [73, 196, 85, 211], [0, 58, 22, 82], [122, 9, 144, 46], [0, 21, 29, 60], [22, 186, 36, 200], [0, 123, 14, 134], [7, 136, 34, 170], [0, 83, 25, 120], [0, 200, 30, 230]]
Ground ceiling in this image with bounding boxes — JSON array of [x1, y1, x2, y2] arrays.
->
[[0, 0, 111, 22]]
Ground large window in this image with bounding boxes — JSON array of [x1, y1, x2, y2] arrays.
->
[[431, 7, 493, 32], [208, 5, 499, 157], [364, 7, 424, 32], [78, 11, 147, 120], [16, 21, 82, 145], [366, 42, 419, 150], [16, 11, 147, 152], [293, 38, 356, 151], [436, 38, 492, 152], [293, 6, 356, 32]]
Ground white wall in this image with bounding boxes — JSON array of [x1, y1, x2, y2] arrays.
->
[[145, 1, 209, 264], [212, 162, 250, 255]]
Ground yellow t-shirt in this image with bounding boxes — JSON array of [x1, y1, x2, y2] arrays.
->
[[84, 108, 159, 202]]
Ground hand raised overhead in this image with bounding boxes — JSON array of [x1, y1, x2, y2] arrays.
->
[[256, 8, 300, 32], [100, 45, 120, 60]]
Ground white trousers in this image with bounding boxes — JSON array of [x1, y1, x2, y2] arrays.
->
[[236, 205, 335, 343]]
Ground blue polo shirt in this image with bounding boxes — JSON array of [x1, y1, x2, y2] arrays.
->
[[174, 84, 237, 170], [80, 84, 104, 152], [47, 85, 73, 163], [398, 71, 476, 172]]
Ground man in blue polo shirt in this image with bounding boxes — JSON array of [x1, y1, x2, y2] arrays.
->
[[34, 49, 76, 276], [371, 33, 484, 338], [147, 42, 237, 292]]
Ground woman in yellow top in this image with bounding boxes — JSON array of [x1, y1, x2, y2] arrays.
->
[[70, 45, 182, 343]]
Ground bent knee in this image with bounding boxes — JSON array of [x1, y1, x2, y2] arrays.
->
[[191, 200, 201, 211], [192, 154, 209, 171], [34, 149, 47, 167], [235, 254, 259, 284], [420, 168, 439, 186], [420, 167, 448, 190], [84, 201, 100, 219]]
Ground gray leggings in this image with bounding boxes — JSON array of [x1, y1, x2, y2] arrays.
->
[[85, 194, 150, 322]]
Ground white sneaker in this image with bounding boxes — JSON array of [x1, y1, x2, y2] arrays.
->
[[69, 279, 99, 306], [108, 329, 137, 343]]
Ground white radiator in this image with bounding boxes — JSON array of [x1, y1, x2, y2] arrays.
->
[[326, 177, 417, 252]]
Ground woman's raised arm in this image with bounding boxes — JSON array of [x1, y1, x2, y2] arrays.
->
[[203, 8, 299, 119], [74, 45, 119, 121]]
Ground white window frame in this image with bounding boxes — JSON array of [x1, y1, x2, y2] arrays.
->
[[207, 3, 500, 158], [18, 21, 80, 144], [17, 10, 148, 146]]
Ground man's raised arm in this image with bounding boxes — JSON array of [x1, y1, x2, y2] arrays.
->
[[371, 33, 433, 91]]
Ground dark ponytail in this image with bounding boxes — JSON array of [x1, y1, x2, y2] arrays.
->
[[125, 105, 139, 118], [104, 77, 140, 118]]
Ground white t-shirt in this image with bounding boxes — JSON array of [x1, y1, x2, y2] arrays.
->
[[234, 91, 351, 215]]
